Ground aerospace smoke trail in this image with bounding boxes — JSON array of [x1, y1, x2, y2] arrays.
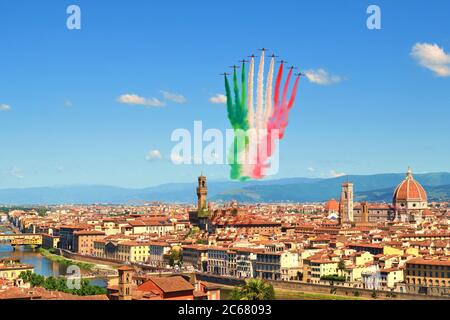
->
[[224, 73, 239, 180], [226, 66, 253, 181], [240, 61, 247, 126], [279, 74, 301, 137], [264, 55, 275, 124], [255, 50, 265, 135], [240, 61, 251, 180], [247, 56, 255, 130], [224, 74, 234, 126], [271, 62, 284, 128], [253, 67, 299, 179], [280, 67, 294, 123], [233, 67, 241, 127], [222, 49, 302, 180]]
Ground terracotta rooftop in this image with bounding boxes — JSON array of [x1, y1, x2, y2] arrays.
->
[[138, 276, 194, 293]]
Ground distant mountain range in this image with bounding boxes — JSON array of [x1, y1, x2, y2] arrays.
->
[[0, 173, 449, 205]]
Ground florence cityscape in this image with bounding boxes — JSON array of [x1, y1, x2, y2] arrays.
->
[[0, 0, 450, 308]]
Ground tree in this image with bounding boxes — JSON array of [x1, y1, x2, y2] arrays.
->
[[36, 207, 48, 217], [338, 260, 346, 272], [19, 271, 106, 296], [169, 249, 183, 267], [230, 279, 275, 300], [19, 270, 33, 283]]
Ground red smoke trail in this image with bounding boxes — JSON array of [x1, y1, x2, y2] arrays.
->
[[252, 64, 283, 179], [251, 69, 301, 179], [281, 69, 293, 115], [279, 74, 301, 139], [271, 63, 284, 128]]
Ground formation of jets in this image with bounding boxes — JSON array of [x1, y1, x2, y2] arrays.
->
[[220, 48, 305, 77]]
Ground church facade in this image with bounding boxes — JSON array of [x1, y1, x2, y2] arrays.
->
[[338, 168, 429, 224], [392, 168, 428, 223]]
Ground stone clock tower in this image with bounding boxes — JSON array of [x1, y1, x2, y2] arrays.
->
[[197, 174, 208, 213]]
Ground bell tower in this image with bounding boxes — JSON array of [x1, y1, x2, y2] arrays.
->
[[361, 201, 369, 223], [197, 174, 208, 213], [117, 266, 134, 300], [339, 182, 354, 223]]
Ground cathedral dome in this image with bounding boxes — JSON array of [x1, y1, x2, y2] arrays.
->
[[324, 199, 339, 212], [393, 168, 427, 203]]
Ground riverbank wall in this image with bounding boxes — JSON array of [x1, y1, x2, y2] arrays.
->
[[60, 250, 123, 268], [194, 273, 450, 300]]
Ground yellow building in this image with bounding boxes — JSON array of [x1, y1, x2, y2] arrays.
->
[[354, 251, 374, 266], [0, 259, 34, 281], [308, 259, 338, 283], [341, 265, 366, 282], [383, 246, 403, 255], [383, 245, 420, 257], [124, 220, 174, 236], [93, 240, 151, 263], [280, 251, 301, 281], [117, 241, 151, 263], [379, 268, 404, 289], [405, 257, 450, 288]]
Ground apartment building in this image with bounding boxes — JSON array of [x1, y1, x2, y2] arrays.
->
[[182, 245, 208, 272], [148, 242, 172, 267]]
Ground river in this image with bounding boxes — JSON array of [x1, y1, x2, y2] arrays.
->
[[0, 224, 108, 287]]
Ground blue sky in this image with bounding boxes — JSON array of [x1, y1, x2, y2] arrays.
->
[[0, 0, 449, 188]]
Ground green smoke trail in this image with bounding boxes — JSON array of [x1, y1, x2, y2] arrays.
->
[[240, 62, 249, 131], [225, 75, 235, 126], [224, 73, 241, 180], [224, 66, 251, 181], [233, 67, 241, 122], [239, 62, 250, 181]]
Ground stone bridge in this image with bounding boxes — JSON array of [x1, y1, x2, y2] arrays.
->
[[0, 233, 43, 246]]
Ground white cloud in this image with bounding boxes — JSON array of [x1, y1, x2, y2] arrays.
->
[[160, 91, 187, 104], [411, 42, 450, 77], [307, 167, 315, 172], [146, 150, 163, 161], [8, 167, 24, 179], [118, 94, 166, 107], [209, 94, 227, 104], [64, 99, 73, 108], [0, 104, 11, 111], [329, 169, 346, 178], [304, 69, 342, 85], [170, 152, 185, 165]]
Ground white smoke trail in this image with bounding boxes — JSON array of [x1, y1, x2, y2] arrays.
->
[[247, 56, 255, 130], [256, 50, 265, 135], [242, 56, 256, 178], [264, 56, 275, 124]]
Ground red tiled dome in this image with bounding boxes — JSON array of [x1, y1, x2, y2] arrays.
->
[[393, 168, 427, 202], [324, 199, 339, 212]]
